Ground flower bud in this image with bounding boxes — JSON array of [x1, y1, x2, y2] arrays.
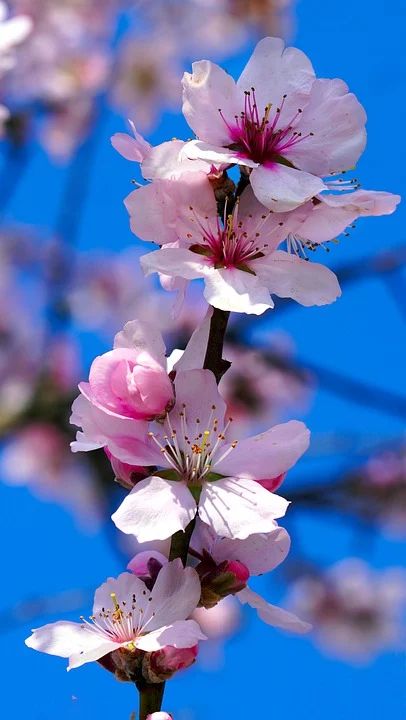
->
[[146, 713, 173, 720], [105, 448, 149, 489], [258, 473, 286, 493], [142, 645, 198, 682], [196, 553, 250, 609]]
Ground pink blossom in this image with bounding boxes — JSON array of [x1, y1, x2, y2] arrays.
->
[[146, 714, 173, 720], [182, 36, 367, 211], [78, 319, 174, 421], [109, 368, 309, 541], [287, 560, 406, 662], [25, 560, 205, 671], [129, 173, 341, 314]]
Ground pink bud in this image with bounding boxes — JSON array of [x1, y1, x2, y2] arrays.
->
[[146, 714, 173, 720], [150, 645, 198, 677], [105, 449, 148, 489], [225, 560, 250, 584], [258, 473, 286, 493]]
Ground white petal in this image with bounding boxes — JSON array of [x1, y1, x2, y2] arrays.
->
[[93, 572, 149, 616], [25, 621, 117, 670], [203, 267, 273, 315], [146, 559, 202, 630], [212, 526, 291, 576], [183, 139, 251, 167], [141, 248, 211, 281], [111, 476, 197, 542], [238, 587, 311, 634], [198, 477, 289, 540], [253, 250, 341, 306], [135, 620, 206, 651]]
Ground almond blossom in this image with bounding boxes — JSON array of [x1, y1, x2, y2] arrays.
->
[[127, 170, 399, 314], [182, 36, 367, 211], [25, 560, 205, 671], [128, 172, 340, 314], [109, 368, 309, 541]]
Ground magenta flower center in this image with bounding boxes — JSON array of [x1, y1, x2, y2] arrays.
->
[[219, 88, 312, 165], [189, 203, 279, 270]]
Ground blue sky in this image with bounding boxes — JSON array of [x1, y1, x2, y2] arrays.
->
[[1, 0, 405, 718]]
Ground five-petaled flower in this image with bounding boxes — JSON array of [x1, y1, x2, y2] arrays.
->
[[182, 36, 367, 212], [25, 560, 205, 670]]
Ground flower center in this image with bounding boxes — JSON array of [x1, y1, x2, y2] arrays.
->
[[219, 88, 313, 165], [80, 589, 156, 645], [189, 201, 281, 271], [149, 403, 238, 485]]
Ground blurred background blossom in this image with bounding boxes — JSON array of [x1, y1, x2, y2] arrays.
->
[[0, 1, 405, 719]]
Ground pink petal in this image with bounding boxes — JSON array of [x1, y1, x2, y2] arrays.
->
[[70, 394, 159, 466], [111, 476, 197, 542], [216, 419, 310, 479], [287, 78, 367, 176], [295, 189, 401, 245], [253, 250, 341, 306], [113, 319, 167, 364], [111, 130, 150, 163], [182, 60, 241, 145], [173, 308, 212, 372], [238, 587, 311, 633], [250, 163, 327, 212], [172, 369, 227, 435], [127, 550, 169, 576], [237, 37, 315, 129], [198, 477, 289, 540]]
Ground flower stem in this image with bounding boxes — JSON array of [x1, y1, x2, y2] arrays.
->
[[136, 680, 165, 720], [203, 307, 231, 383]]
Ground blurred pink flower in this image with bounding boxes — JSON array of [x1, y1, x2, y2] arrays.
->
[[287, 559, 406, 662], [1, 422, 103, 528]]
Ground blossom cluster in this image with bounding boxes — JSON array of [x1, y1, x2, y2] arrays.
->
[[24, 34, 400, 718], [2, 0, 293, 159]]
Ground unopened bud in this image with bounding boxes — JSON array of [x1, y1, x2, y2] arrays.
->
[[197, 554, 250, 609], [105, 449, 149, 489], [146, 713, 173, 720], [258, 473, 286, 493], [142, 645, 198, 682]]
